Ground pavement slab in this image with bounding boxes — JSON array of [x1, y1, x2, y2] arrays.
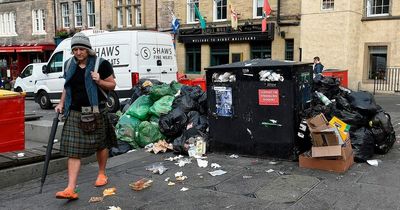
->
[[255, 175, 320, 203], [288, 188, 345, 210]]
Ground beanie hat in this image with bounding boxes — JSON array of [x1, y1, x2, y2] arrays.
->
[[71, 32, 95, 55]]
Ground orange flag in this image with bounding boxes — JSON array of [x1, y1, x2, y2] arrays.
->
[[262, 0, 272, 32]]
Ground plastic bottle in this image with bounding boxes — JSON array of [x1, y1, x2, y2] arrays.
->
[[315, 91, 332, 106]]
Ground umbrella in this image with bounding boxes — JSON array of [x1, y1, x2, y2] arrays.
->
[[39, 112, 60, 193]]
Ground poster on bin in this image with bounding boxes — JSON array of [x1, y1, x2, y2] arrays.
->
[[258, 89, 279, 106], [214, 86, 233, 117]]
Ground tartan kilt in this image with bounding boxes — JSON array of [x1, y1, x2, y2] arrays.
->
[[60, 109, 117, 158]]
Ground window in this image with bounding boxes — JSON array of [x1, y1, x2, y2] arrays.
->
[[32, 9, 46, 35], [135, 0, 141, 26], [253, 0, 263, 17], [210, 43, 229, 66], [186, 44, 201, 73], [187, 0, 199, 23], [126, 0, 132, 27], [366, 0, 390, 17], [74, 2, 82, 27], [20, 65, 33, 78], [214, 0, 227, 21], [87, 0, 95, 28], [251, 41, 271, 59], [48, 52, 64, 73], [285, 39, 294, 61], [0, 12, 18, 36], [61, 3, 70, 28], [116, 0, 123, 27], [322, 0, 334, 10], [368, 46, 387, 79]]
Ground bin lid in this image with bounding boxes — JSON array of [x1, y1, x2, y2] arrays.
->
[[205, 59, 312, 70], [0, 90, 25, 98]]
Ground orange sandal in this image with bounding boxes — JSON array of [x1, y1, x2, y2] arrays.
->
[[95, 174, 108, 187], [55, 188, 79, 200]]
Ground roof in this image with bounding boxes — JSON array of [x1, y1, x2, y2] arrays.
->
[[205, 59, 312, 70]]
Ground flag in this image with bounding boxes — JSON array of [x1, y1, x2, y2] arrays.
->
[[193, 3, 206, 30], [262, 0, 272, 32], [171, 14, 180, 34], [230, 4, 238, 30]]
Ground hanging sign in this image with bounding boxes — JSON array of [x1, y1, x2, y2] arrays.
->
[[258, 89, 279, 106]]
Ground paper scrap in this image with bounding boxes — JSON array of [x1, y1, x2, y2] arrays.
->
[[107, 206, 121, 210], [175, 158, 192, 167], [229, 154, 239, 159], [266, 169, 275, 173], [167, 181, 175, 186], [17, 153, 25, 158], [180, 187, 189, 192], [211, 163, 221, 169], [165, 155, 184, 161], [197, 159, 208, 168], [367, 159, 379, 167], [209, 170, 227, 176], [129, 178, 153, 191], [88, 196, 104, 203], [103, 188, 116, 197], [164, 177, 170, 182]]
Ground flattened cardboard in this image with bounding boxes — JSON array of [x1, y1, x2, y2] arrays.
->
[[307, 114, 342, 146], [299, 140, 354, 173]]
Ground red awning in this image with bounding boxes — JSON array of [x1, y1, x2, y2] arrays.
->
[[0, 44, 55, 53], [15, 45, 55, 53], [0, 47, 16, 53]]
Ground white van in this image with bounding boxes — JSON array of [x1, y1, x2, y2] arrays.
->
[[34, 30, 178, 112], [14, 62, 47, 97]]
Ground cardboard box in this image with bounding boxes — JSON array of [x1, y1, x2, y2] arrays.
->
[[299, 140, 354, 173], [306, 114, 342, 146], [311, 138, 349, 158]]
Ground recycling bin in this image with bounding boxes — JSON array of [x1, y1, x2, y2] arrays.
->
[[322, 69, 348, 88], [0, 90, 25, 153], [205, 59, 313, 159]]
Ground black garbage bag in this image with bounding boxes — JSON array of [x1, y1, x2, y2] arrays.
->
[[120, 99, 131, 113], [350, 127, 375, 162], [129, 86, 144, 105], [180, 85, 204, 101], [159, 108, 188, 138], [198, 92, 208, 115], [331, 106, 369, 127], [346, 91, 378, 115], [172, 95, 199, 113], [187, 111, 209, 133], [109, 140, 132, 157], [334, 95, 352, 111], [370, 111, 396, 154], [302, 103, 334, 120], [313, 75, 341, 99], [172, 128, 208, 155]]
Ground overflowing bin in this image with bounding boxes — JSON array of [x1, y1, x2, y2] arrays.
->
[[0, 90, 25, 153], [205, 59, 313, 159], [322, 69, 348, 88]]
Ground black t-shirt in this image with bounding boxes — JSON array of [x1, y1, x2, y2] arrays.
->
[[70, 60, 113, 110]]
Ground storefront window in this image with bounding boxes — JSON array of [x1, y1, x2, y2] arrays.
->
[[210, 43, 229, 66], [251, 41, 271, 59], [368, 46, 387, 79], [186, 44, 201, 73]]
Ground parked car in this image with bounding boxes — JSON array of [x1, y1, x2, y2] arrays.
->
[[35, 30, 178, 112], [14, 62, 47, 97]]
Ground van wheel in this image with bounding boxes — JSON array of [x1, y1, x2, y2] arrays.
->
[[106, 91, 120, 113], [15, 87, 22, 92], [38, 91, 52, 109]]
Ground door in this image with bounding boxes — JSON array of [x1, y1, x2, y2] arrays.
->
[[20, 65, 34, 92]]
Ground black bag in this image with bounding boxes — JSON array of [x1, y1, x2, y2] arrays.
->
[[79, 113, 99, 133]]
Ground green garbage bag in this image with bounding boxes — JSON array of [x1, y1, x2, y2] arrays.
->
[[149, 83, 175, 101], [149, 95, 175, 117], [149, 115, 160, 125], [170, 81, 183, 93], [126, 95, 153, 120], [115, 114, 141, 149], [136, 121, 165, 147]]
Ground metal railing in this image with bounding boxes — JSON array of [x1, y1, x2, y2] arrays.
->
[[373, 67, 400, 94]]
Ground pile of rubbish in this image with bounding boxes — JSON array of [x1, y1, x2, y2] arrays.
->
[[110, 80, 208, 157], [302, 75, 396, 162]]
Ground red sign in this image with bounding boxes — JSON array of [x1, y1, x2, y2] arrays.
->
[[258, 89, 279, 106]]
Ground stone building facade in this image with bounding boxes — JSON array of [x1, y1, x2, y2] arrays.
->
[[0, 0, 56, 78], [301, 0, 400, 91], [161, 0, 302, 77]]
